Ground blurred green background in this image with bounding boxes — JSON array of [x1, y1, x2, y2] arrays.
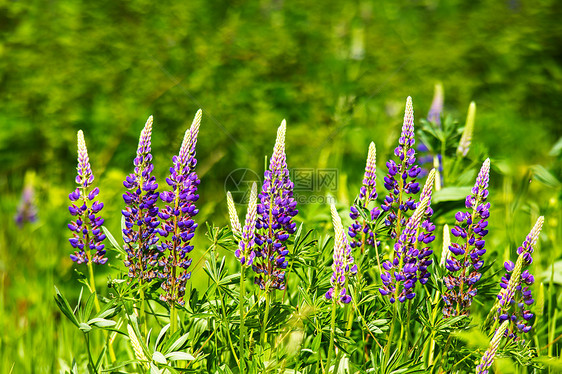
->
[[1, 0, 562, 371]]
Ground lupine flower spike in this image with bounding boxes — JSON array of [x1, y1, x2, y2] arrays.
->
[[253, 120, 298, 292], [122, 116, 161, 282], [418, 83, 444, 179], [326, 204, 357, 304], [157, 109, 202, 306], [416, 169, 437, 285], [15, 172, 38, 228], [476, 320, 509, 374], [235, 182, 258, 266], [226, 191, 242, 238], [382, 96, 421, 238], [457, 102, 476, 158], [349, 142, 382, 253], [68, 131, 107, 265], [379, 196, 430, 303], [496, 216, 544, 339], [442, 158, 491, 316]]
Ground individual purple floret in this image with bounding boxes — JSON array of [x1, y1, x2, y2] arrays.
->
[[379, 196, 430, 303], [381, 96, 421, 239], [235, 182, 258, 266], [68, 130, 107, 265], [442, 158, 491, 317], [253, 120, 298, 292], [15, 180, 38, 228], [157, 110, 202, 306], [496, 216, 544, 339], [349, 142, 382, 252], [122, 116, 161, 282], [326, 204, 357, 304], [416, 169, 436, 285]]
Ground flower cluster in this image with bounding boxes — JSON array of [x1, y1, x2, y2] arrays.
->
[[379, 196, 430, 303], [457, 101, 476, 158], [157, 110, 202, 305], [381, 96, 421, 238], [416, 169, 437, 285], [496, 216, 544, 339], [442, 158, 491, 317], [122, 116, 161, 282], [476, 320, 509, 374], [253, 120, 298, 292], [349, 142, 381, 252], [234, 182, 258, 266], [68, 130, 107, 265], [326, 204, 357, 304]]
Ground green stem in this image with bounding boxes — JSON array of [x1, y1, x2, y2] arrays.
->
[[86, 259, 116, 363], [139, 286, 148, 336], [326, 301, 337, 373], [239, 267, 246, 373], [170, 303, 178, 334], [384, 303, 397, 366], [260, 292, 271, 346], [84, 333, 98, 374]]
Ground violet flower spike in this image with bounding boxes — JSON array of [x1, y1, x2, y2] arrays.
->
[[381, 96, 421, 238], [416, 169, 436, 285], [157, 109, 202, 306], [253, 120, 298, 292], [122, 116, 161, 282], [226, 191, 242, 238], [379, 196, 430, 303], [326, 204, 357, 305], [496, 216, 544, 339], [442, 158, 491, 317], [235, 182, 258, 266], [349, 142, 381, 251], [418, 84, 444, 179], [15, 177, 38, 228], [476, 320, 509, 374], [68, 130, 107, 265]]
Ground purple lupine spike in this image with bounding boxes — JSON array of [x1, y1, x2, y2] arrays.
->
[[157, 109, 202, 306], [427, 83, 444, 127], [476, 320, 509, 374], [235, 182, 258, 266], [442, 159, 491, 317], [496, 216, 544, 339], [416, 169, 436, 285], [349, 142, 382, 252], [122, 116, 161, 282], [253, 120, 298, 292], [326, 204, 357, 304], [68, 130, 107, 265], [15, 179, 38, 228], [418, 84, 444, 179], [381, 97, 421, 239], [379, 196, 430, 303]]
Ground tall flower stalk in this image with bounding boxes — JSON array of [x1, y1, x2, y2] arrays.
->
[[68, 130, 107, 312], [382, 96, 421, 239], [326, 204, 357, 370], [349, 142, 382, 263], [157, 109, 202, 332], [416, 169, 437, 286], [15, 172, 38, 228], [418, 83, 444, 180], [494, 216, 544, 339], [122, 116, 160, 283], [227, 182, 258, 373], [253, 120, 298, 345], [442, 158, 490, 317]]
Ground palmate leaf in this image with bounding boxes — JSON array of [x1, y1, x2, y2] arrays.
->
[[54, 286, 79, 327]]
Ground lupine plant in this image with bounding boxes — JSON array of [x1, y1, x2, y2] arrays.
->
[[53, 97, 559, 374]]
